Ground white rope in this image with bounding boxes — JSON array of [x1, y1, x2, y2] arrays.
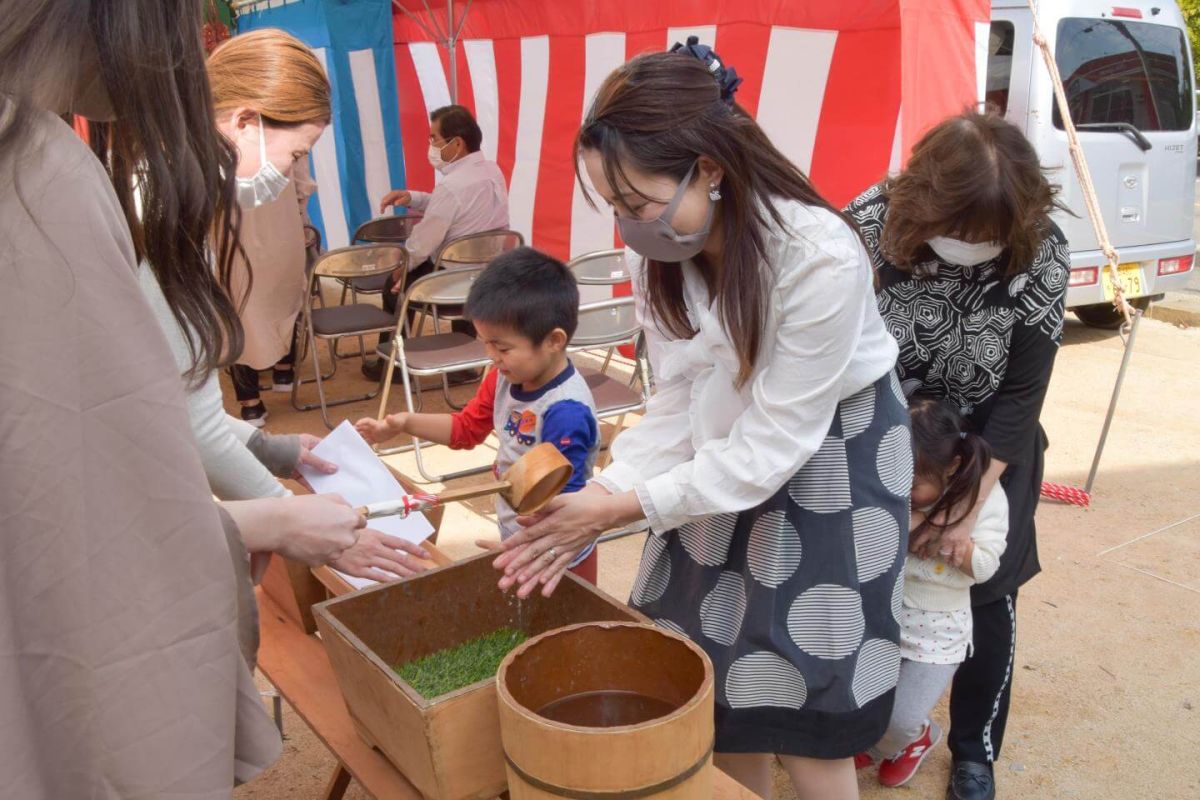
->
[[1026, 0, 1134, 333]]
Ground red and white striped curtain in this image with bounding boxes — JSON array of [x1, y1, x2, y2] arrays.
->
[[391, 0, 990, 262]]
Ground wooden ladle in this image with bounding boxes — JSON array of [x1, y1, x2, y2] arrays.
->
[[356, 442, 574, 520]]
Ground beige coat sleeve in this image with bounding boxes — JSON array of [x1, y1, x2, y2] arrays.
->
[[0, 110, 280, 798]]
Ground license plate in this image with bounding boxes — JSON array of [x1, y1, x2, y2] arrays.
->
[[1101, 264, 1147, 301]]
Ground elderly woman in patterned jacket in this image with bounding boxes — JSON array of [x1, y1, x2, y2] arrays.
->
[[846, 110, 1070, 800], [488, 41, 906, 800]]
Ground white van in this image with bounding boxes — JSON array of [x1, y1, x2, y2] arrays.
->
[[989, 0, 1197, 327]]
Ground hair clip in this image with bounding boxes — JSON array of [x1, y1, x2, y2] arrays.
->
[[669, 35, 743, 106]]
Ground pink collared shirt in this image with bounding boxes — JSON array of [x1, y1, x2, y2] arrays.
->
[[404, 151, 510, 266]]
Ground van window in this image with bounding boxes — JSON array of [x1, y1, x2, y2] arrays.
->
[[987, 21, 1015, 114], [1053, 17, 1194, 132]]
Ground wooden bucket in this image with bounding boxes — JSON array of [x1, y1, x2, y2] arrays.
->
[[496, 622, 714, 799]]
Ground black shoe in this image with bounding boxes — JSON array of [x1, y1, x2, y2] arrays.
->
[[240, 401, 268, 428], [946, 760, 995, 800], [271, 368, 294, 393], [361, 358, 404, 383]]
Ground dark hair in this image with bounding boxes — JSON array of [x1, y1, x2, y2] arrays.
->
[[576, 50, 858, 388], [0, 1, 245, 385], [908, 394, 992, 535], [464, 247, 579, 343], [431, 104, 482, 153], [882, 110, 1066, 278]]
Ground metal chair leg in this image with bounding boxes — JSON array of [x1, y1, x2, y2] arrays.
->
[[600, 347, 615, 374], [597, 413, 627, 470], [441, 372, 468, 411], [391, 356, 492, 482], [294, 334, 381, 426]]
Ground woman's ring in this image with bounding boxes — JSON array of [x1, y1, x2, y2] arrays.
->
[[547, 547, 559, 560]]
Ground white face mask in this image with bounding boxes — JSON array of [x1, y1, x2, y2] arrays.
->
[[927, 236, 1004, 266], [236, 114, 291, 208], [427, 139, 456, 172]]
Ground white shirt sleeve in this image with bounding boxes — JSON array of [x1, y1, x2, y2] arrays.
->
[[406, 190, 432, 211], [136, 263, 289, 501], [593, 259, 697, 497], [637, 224, 876, 534], [404, 187, 457, 266], [969, 484, 1010, 584]]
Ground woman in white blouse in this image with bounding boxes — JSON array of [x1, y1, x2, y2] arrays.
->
[[492, 44, 907, 799]]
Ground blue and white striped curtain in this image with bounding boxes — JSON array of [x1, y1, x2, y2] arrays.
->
[[239, 0, 407, 249]]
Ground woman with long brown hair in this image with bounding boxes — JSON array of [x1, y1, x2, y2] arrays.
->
[[208, 28, 328, 426], [490, 42, 906, 798], [846, 111, 1070, 800], [0, 0, 287, 793]]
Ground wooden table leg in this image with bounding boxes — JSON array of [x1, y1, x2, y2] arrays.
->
[[323, 765, 353, 800]]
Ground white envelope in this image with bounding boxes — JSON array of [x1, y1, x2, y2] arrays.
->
[[297, 420, 435, 589]]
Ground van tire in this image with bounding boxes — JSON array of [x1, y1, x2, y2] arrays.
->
[[1072, 297, 1151, 329]]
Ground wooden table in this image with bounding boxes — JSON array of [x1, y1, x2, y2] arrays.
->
[[256, 554, 757, 800]]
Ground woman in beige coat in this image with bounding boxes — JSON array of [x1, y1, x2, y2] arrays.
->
[[0, 1, 362, 794], [209, 30, 330, 427]]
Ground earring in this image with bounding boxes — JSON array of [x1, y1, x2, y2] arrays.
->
[[708, 184, 722, 201]]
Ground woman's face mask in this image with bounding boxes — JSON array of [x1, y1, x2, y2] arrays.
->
[[927, 236, 1004, 266], [236, 114, 291, 208], [613, 161, 715, 263]]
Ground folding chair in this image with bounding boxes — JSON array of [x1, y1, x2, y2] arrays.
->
[[567, 248, 641, 378], [432, 228, 524, 271], [374, 266, 494, 482], [568, 297, 651, 467], [292, 244, 408, 428], [566, 248, 630, 285], [340, 213, 424, 301], [406, 229, 526, 338]]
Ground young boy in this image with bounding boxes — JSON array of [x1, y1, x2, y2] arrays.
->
[[356, 247, 601, 582]]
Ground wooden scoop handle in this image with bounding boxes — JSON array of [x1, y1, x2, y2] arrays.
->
[[357, 480, 512, 519]]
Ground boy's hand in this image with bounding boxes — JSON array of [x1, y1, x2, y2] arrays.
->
[[355, 414, 405, 444]]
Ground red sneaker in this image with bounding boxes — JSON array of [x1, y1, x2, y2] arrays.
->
[[854, 752, 875, 770], [878, 720, 942, 788]]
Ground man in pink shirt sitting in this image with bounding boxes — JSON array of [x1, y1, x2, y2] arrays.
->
[[363, 104, 509, 381]]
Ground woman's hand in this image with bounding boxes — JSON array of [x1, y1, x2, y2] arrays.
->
[[296, 432, 337, 474], [329, 529, 431, 582], [270, 493, 365, 566], [485, 484, 643, 599]]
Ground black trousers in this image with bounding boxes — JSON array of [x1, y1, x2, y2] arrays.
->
[[948, 592, 1018, 766], [229, 339, 297, 403], [380, 259, 474, 343]]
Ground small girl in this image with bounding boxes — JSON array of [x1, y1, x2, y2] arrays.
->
[[859, 395, 1009, 787]]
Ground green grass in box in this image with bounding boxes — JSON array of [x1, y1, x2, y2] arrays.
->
[[395, 628, 527, 698]]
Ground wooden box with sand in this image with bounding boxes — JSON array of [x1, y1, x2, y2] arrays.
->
[[313, 554, 645, 799]]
